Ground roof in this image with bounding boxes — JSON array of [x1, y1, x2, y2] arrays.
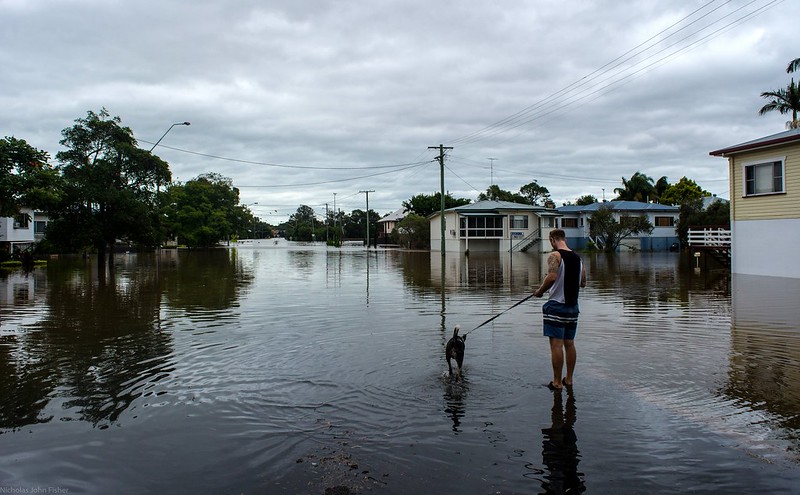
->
[[709, 128, 800, 157], [444, 200, 551, 213], [557, 200, 679, 214], [377, 208, 406, 223]]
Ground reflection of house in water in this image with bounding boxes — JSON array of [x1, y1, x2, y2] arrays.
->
[[430, 252, 543, 290], [725, 274, 800, 444]]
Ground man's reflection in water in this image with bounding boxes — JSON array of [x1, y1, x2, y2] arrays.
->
[[541, 387, 585, 494]]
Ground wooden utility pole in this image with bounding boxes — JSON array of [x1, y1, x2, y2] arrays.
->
[[359, 190, 375, 248], [428, 144, 453, 256]]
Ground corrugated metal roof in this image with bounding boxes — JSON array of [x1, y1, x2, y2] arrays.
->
[[444, 200, 551, 213], [557, 201, 679, 213]]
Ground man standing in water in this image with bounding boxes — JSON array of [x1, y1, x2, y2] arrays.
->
[[533, 229, 586, 391]]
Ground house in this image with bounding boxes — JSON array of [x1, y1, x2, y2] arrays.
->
[[0, 208, 48, 255], [710, 128, 800, 279], [556, 201, 680, 251], [429, 200, 559, 253], [376, 208, 406, 246]]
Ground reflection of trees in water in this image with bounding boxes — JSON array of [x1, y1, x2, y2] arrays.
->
[[0, 257, 172, 429], [540, 389, 585, 494], [586, 252, 730, 307], [0, 251, 253, 431], [162, 249, 254, 311]]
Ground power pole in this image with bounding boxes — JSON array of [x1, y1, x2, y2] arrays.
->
[[359, 190, 375, 248], [428, 144, 453, 256], [487, 157, 497, 186]]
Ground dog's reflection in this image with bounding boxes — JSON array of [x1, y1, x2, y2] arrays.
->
[[540, 387, 586, 494], [443, 380, 467, 432]]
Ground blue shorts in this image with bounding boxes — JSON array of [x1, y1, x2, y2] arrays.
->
[[542, 300, 580, 340]]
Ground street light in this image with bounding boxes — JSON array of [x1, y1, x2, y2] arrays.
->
[[246, 202, 258, 240], [149, 122, 191, 152]]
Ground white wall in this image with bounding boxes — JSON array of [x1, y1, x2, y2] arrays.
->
[[732, 218, 800, 278]]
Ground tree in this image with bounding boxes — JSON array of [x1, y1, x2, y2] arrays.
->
[[575, 194, 597, 206], [163, 173, 240, 248], [759, 57, 800, 129], [395, 213, 430, 249], [288, 205, 318, 241], [589, 205, 653, 252], [478, 185, 526, 203], [49, 109, 171, 268], [614, 172, 655, 202], [659, 177, 707, 206], [0, 137, 61, 217], [519, 181, 551, 205], [402, 193, 470, 217]]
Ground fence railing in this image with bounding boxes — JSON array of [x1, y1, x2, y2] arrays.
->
[[687, 226, 731, 247]]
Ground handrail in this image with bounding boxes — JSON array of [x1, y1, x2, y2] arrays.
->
[[687, 226, 731, 247], [511, 228, 541, 252]]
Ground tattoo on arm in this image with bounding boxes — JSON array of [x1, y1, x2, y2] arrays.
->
[[547, 252, 560, 274]]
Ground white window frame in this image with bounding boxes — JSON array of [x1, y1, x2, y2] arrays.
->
[[742, 156, 785, 197], [509, 214, 528, 229]]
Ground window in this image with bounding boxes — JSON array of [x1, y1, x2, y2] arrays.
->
[[654, 216, 674, 227], [510, 215, 528, 229], [14, 213, 29, 229], [560, 218, 578, 228], [459, 216, 503, 238], [744, 159, 784, 196]]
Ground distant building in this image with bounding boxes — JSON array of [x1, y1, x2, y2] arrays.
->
[[429, 200, 559, 253], [556, 201, 680, 251], [710, 128, 800, 278], [376, 208, 406, 246], [0, 208, 49, 254]]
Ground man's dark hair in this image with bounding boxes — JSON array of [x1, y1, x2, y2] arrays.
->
[[550, 228, 566, 240]]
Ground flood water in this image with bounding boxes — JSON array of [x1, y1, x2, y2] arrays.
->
[[1, 242, 799, 494]]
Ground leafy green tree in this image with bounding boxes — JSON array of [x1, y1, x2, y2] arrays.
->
[[614, 172, 655, 202], [575, 194, 597, 206], [49, 109, 171, 267], [163, 173, 240, 248], [589, 205, 653, 252], [403, 192, 470, 217], [659, 177, 707, 206], [343, 208, 381, 245], [759, 57, 800, 129], [0, 137, 61, 217], [519, 180, 551, 205], [395, 213, 430, 249], [478, 185, 526, 203], [288, 205, 318, 241]]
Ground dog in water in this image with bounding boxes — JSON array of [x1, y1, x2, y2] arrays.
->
[[446, 325, 466, 379]]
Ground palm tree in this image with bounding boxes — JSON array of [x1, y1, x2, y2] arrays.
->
[[759, 79, 800, 129], [614, 172, 655, 202], [759, 57, 800, 129]]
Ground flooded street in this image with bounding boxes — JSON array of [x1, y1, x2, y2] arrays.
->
[[1, 244, 799, 494]]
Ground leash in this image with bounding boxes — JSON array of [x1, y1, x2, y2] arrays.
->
[[463, 293, 537, 337]]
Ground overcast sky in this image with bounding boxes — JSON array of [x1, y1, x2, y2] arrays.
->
[[2, 0, 797, 222]]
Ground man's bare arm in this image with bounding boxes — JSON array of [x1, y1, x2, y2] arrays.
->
[[534, 252, 561, 297]]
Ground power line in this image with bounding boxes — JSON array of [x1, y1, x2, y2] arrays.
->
[[448, 0, 781, 147]]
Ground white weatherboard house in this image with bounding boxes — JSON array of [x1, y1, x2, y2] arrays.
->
[[429, 200, 559, 253], [710, 128, 800, 279], [556, 201, 680, 251], [0, 208, 48, 254]]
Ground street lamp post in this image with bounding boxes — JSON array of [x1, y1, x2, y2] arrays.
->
[[149, 122, 191, 152]]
